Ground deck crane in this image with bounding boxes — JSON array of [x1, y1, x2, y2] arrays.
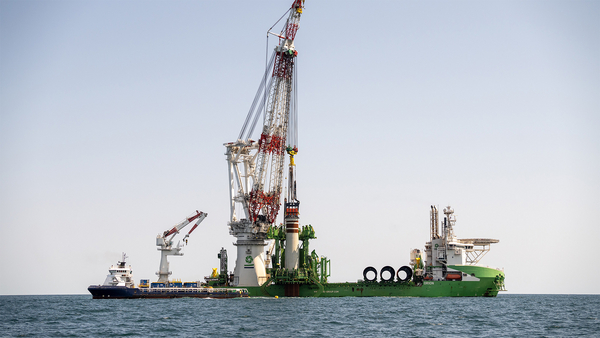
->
[[224, 0, 304, 286], [156, 210, 207, 283]]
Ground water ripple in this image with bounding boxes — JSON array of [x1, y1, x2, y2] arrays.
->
[[1, 294, 599, 337]]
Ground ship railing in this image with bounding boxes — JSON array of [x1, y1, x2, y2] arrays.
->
[[140, 287, 247, 293]]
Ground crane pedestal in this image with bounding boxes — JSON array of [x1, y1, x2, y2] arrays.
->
[[232, 235, 268, 286]]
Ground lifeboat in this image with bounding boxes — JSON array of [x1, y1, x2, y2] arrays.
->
[[445, 273, 462, 281]]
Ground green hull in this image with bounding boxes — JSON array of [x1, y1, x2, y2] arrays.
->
[[234, 266, 504, 298]]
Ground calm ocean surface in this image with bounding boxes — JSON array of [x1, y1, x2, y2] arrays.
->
[[0, 294, 598, 337]]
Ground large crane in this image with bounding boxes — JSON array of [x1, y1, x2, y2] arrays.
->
[[155, 210, 207, 283], [224, 0, 304, 286]]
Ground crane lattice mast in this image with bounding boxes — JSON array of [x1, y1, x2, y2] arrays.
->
[[224, 0, 304, 286]]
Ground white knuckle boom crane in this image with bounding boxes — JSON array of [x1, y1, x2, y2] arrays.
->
[[224, 0, 304, 287], [156, 210, 207, 283]]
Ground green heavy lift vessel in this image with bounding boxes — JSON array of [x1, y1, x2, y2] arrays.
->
[[206, 205, 506, 297]]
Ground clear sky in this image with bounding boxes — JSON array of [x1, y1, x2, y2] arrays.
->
[[1, 0, 598, 295]]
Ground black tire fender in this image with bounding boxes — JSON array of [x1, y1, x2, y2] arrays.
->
[[380, 266, 395, 282], [397, 266, 413, 282], [363, 266, 377, 282]]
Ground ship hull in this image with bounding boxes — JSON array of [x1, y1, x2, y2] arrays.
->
[[88, 285, 248, 299], [243, 265, 504, 297], [243, 279, 499, 297], [90, 266, 503, 299]]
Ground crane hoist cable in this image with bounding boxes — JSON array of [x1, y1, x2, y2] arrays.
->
[[238, 53, 276, 141]]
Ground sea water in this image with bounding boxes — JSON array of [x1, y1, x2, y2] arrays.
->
[[0, 294, 598, 337]]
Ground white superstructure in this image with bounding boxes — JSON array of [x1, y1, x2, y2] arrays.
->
[[424, 206, 499, 281], [102, 253, 135, 288]]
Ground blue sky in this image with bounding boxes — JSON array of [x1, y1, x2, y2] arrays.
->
[[1, 0, 598, 295]]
